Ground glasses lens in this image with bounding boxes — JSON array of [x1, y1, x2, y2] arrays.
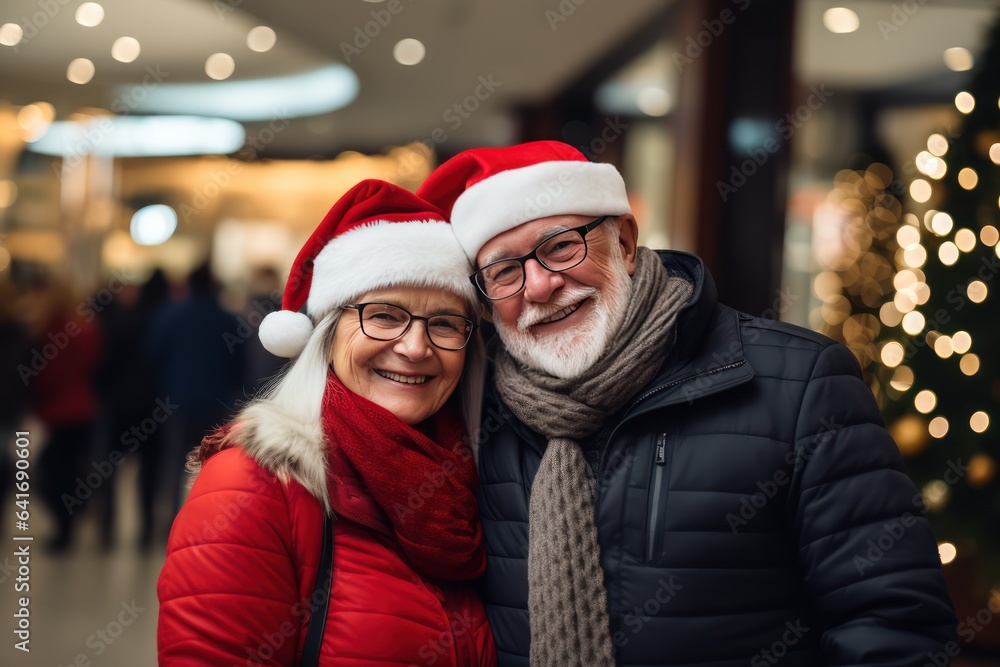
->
[[359, 303, 409, 340], [537, 229, 587, 270], [426, 315, 473, 350], [477, 260, 524, 300]]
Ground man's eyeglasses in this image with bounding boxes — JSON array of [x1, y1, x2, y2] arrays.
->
[[341, 303, 474, 351], [470, 216, 610, 301]]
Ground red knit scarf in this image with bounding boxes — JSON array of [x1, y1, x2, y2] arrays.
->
[[198, 373, 485, 582], [320, 372, 485, 582]]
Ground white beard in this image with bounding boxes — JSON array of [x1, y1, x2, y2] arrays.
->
[[494, 252, 632, 379]]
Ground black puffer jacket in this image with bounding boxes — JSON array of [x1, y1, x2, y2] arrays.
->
[[478, 251, 956, 667]]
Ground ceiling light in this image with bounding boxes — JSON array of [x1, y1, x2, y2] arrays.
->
[[247, 26, 276, 53], [0, 23, 23, 47], [111, 36, 141, 63], [67, 58, 96, 84], [17, 103, 53, 130], [131, 205, 178, 246], [823, 8, 860, 34], [27, 116, 246, 158], [637, 87, 671, 116], [943, 47, 973, 72], [206, 53, 236, 80], [393, 39, 426, 66], [76, 2, 105, 27], [120, 64, 359, 121]]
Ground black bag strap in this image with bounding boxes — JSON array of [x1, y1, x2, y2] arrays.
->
[[301, 513, 335, 667]]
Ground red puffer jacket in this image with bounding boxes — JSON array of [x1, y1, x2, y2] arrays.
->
[[158, 447, 496, 666]]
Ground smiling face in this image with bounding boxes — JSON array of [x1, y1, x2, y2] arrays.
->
[[479, 214, 638, 378], [329, 286, 469, 425]]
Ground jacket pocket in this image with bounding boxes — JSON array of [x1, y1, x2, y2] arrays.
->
[[645, 432, 673, 563]]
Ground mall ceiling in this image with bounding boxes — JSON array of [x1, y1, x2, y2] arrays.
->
[[1, 0, 997, 158]]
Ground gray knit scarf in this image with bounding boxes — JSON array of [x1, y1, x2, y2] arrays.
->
[[493, 248, 693, 667]]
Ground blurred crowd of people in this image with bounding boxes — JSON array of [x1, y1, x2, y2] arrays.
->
[[0, 262, 285, 554]]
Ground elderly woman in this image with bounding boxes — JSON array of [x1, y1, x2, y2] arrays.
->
[[157, 180, 494, 666]]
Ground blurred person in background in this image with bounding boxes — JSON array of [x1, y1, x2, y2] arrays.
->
[[240, 264, 287, 396], [157, 180, 494, 666], [418, 141, 957, 667], [18, 270, 102, 554], [0, 279, 32, 536], [144, 262, 245, 542], [94, 268, 169, 550]]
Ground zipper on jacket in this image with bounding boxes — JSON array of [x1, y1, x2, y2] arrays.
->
[[646, 433, 669, 562], [594, 359, 748, 483], [623, 359, 749, 417]]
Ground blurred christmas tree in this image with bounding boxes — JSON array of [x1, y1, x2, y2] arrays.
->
[[811, 20, 1000, 592], [872, 20, 1000, 585]]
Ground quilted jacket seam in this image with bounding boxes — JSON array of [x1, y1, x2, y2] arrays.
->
[[797, 513, 928, 549], [797, 463, 903, 493], [811, 565, 946, 595], [162, 590, 299, 605]]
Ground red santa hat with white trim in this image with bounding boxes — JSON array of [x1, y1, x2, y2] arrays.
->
[[416, 140, 632, 263], [258, 179, 478, 358]]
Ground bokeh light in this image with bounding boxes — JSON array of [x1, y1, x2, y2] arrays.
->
[[111, 36, 141, 63], [958, 167, 978, 190], [914, 390, 937, 414], [960, 354, 980, 376], [970, 411, 990, 434], [955, 91, 975, 114], [248, 26, 277, 53], [929, 416, 949, 438], [881, 342, 905, 367]]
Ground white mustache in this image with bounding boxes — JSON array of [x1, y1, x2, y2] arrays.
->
[[517, 287, 599, 331]]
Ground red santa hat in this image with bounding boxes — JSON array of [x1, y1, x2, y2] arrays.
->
[[258, 179, 477, 358], [416, 140, 631, 262]]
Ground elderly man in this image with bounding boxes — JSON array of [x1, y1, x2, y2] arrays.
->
[[417, 141, 957, 667]]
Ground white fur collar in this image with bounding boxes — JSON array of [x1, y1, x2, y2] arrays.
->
[[228, 402, 332, 514]]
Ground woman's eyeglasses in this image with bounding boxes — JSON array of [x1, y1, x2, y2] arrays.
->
[[341, 302, 474, 351]]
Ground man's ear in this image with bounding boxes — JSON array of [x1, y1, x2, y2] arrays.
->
[[616, 215, 640, 275]]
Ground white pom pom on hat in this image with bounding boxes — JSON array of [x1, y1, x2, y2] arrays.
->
[[258, 310, 314, 358], [260, 179, 478, 358]]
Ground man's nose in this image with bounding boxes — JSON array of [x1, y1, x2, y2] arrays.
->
[[521, 259, 564, 304]]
